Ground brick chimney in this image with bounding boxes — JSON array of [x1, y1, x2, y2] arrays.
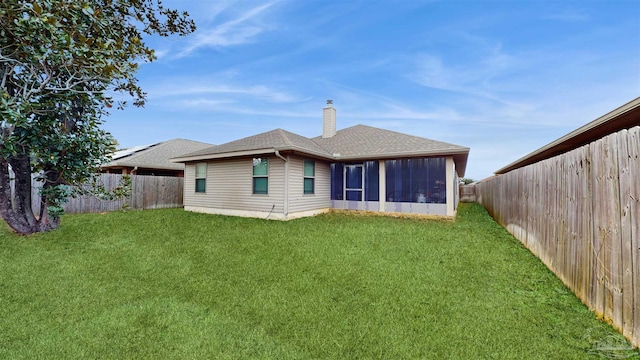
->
[[322, 100, 336, 138]]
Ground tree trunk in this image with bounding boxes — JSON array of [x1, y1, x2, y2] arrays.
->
[[0, 155, 60, 235], [0, 158, 33, 234], [9, 155, 38, 227]]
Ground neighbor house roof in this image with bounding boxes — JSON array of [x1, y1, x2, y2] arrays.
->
[[173, 125, 470, 176], [105, 138, 214, 171], [111, 143, 156, 159], [495, 97, 640, 174]]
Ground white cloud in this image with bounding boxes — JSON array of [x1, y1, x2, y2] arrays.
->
[[179, 98, 237, 108], [178, 2, 276, 56], [146, 80, 301, 104], [412, 48, 516, 99], [543, 8, 589, 22]]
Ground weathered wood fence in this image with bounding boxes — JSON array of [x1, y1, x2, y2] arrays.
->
[[475, 126, 639, 347], [459, 184, 476, 203], [31, 173, 184, 214]]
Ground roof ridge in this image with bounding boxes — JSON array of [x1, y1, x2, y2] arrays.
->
[[274, 128, 294, 147], [348, 124, 466, 149]]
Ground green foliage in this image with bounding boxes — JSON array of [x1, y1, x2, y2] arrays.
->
[[38, 183, 73, 218], [0, 204, 636, 358], [460, 177, 475, 185], [87, 174, 132, 210], [0, 1, 195, 232], [111, 174, 132, 203]]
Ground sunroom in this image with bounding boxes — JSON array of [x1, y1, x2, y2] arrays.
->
[[329, 156, 459, 216]]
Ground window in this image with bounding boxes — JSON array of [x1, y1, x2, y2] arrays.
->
[[330, 163, 344, 200], [385, 158, 446, 203], [345, 164, 363, 201], [253, 158, 269, 194], [195, 163, 206, 193], [364, 161, 379, 201], [330, 161, 378, 201], [303, 160, 315, 194]]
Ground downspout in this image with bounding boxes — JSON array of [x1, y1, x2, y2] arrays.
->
[[275, 150, 289, 217]]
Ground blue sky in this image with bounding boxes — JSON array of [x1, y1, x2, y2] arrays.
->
[[103, 0, 639, 180]]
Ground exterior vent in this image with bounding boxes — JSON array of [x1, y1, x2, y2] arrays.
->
[[322, 100, 336, 138]]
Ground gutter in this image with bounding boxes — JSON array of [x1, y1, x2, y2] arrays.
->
[[171, 146, 335, 163], [274, 149, 287, 163]]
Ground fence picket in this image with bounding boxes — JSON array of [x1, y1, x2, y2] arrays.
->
[[28, 173, 183, 214], [617, 129, 634, 337], [628, 127, 640, 347], [475, 125, 640, 348]]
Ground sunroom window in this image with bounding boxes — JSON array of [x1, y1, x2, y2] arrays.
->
[[385, 158, 446, 203]]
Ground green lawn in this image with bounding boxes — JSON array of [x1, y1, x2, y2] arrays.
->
[[0, 203, 637, 359]]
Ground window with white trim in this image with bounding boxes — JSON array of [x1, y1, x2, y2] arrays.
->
[[253, 158, 269, 194], [303, 160, 315, 194], [195, 163, 206, 193]]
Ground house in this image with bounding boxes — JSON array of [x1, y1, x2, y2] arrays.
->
[[172, 101, 470, 219], [103, 138, 213, 177]]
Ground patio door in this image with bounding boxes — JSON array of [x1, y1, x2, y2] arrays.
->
[[344, 164, 364, 201]]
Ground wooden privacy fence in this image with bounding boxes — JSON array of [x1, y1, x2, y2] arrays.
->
[[31, 173, 184, 214], [459, 184, 476, 203], [475, 126, 639, 347]]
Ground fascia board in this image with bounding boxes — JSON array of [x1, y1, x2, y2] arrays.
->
[[171, 149, 277, 163]]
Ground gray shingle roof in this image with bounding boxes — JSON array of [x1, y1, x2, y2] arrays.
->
[[172, 124, 470, 175], [313, 124, 469, 159], [105, 138, 214, 170], [177, 129, 333, 158]]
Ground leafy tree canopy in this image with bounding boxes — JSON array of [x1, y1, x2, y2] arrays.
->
[[460, 178, 475, 185], [0, 0, 195, 234]]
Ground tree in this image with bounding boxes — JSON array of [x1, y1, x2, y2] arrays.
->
[[0, 0, 195, 234], [460, 178, 475, 185]]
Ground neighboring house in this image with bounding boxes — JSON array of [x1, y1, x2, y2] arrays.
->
[[103, 138, 213, 177], [172, 101, 470, 219]]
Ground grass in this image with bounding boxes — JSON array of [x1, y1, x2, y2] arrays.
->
[[0, 203, 638, 359]]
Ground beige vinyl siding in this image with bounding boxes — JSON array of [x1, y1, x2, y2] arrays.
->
[[184, 156, 285, 214], [288, 157, 331, 213], [184, 163, 209, 208]]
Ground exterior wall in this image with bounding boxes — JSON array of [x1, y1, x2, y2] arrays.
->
[[384, 202, 447, 215], [378, 160, 386, 211], [184, 156, 285, 215], [182, 154, 461, 219], [446, 156, 455, 216], [332, 200, 447, 216], [184, 205, 329, 220], [287, 156, 331, 214], [332, 200, 382, 212]]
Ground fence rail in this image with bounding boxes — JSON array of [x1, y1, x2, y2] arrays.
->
[[475, 126, 639, 348], [31, 173, 184, 214]]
